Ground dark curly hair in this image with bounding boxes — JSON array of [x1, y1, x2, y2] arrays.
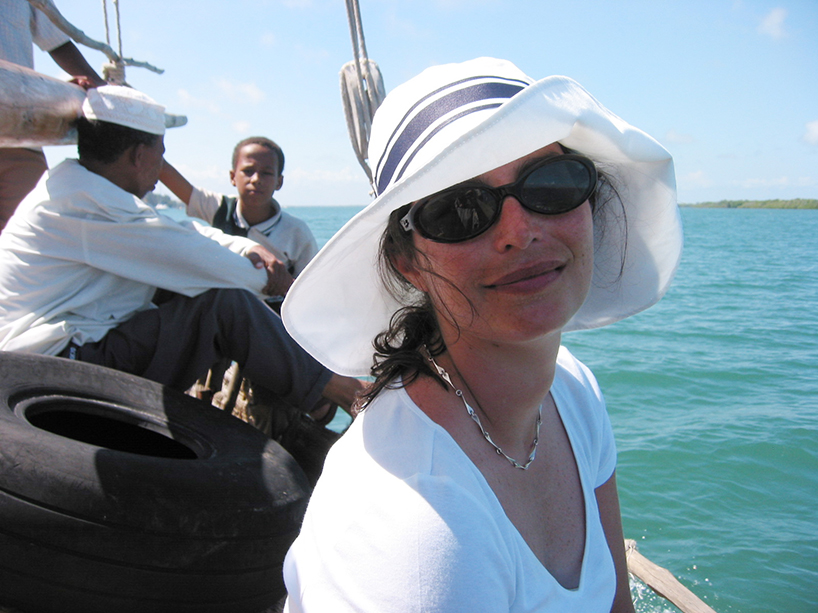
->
[[231, 136, 285, 173], [76, 117, 160, 164]]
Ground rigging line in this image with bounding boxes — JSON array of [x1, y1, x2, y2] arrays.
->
[[102, 0, 110, 46], [341, 0, 384, 188], [345, 0, 364, 87], [27, 0, 163, 74], [114, 0, 123, 58], [101, 1, 123, 60]]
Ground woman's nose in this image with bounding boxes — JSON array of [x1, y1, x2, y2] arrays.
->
[[490, 196, 540, 252]]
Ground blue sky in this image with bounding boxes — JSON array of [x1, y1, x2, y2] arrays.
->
[[35, 0, 817, 206]]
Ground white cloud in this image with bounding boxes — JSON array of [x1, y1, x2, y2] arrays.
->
[[683, 170, 712, 188], [734, 176, 815, 189], [176, 88, 220, 114], [214, 78, 266, 105], [758, 8, 787, 40], [803, 120, 818, 146], [434, 0, 496, 7], [293, 44, 331, 64], [664, 129, 695, 145], [170, 162, 224, 185], [288, 165, 362, 185], [232, 121, 252, 134]]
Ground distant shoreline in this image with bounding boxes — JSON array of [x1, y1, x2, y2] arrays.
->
[[148, 192, 818, 211], [680, 199, 818, 209]]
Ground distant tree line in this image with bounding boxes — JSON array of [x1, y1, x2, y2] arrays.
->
[[144, 192, 817, 210], [681, 199, 818, 209]]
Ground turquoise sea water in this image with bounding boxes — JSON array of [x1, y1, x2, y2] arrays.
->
[[289, 205, 818, 613]]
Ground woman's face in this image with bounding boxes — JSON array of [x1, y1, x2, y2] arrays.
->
[[401, 143, 595, 348]]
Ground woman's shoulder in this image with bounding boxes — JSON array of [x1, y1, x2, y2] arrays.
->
[[555, 345, 603, 400], [553, 345, 616, 482], [333, 386, 484, 484], [311, 386, 507, 522], [304, 389, 498, 538], [552, 346, 608, 439]]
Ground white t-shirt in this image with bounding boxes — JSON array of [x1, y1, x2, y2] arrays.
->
[[0, 159, 267, 355], [188, 187, 318, 277], [284, 346, 618, 612]]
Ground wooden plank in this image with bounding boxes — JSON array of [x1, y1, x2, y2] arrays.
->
[[0, 59, 85, 147], [625, 539, 717, 613]]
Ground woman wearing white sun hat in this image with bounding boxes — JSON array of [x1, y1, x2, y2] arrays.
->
[[282, 57, 682, 612]]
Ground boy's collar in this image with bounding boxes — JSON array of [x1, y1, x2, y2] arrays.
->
[[234, 198, 282, 230]]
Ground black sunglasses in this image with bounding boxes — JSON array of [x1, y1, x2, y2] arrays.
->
[[400, 154, 597, 243]]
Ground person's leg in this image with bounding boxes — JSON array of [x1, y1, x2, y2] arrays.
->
[[74, 289, 344, 412], [0, 148, 48, 231]]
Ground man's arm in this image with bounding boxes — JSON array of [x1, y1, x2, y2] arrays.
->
[[158, 160, 194, 205], [47, 42, 105, 87]]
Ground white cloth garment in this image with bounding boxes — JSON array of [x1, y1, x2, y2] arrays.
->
[[82, 86, 168, 136], [0, 159, 267, 355], [188, 186, 318, 277], [0, 0, 70, 68], [284, 346, 618, 613]]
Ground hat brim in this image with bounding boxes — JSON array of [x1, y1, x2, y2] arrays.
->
[[282, 75, 682, 377]]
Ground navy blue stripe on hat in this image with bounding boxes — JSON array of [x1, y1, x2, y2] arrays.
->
[[375, 78, 527, 194], [392, 102, 503, 187]]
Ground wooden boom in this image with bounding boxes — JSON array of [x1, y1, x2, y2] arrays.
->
[[625, 539, 718, 613], [0, 59, 85, 148]]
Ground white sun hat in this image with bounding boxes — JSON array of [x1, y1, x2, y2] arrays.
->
[[282, 57, 682, 377], [82, 85, 168, 135]]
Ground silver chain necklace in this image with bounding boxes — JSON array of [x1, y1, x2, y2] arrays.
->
[[424, 348, 543, 470]]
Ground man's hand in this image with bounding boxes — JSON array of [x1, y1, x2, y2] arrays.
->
[[245, 245, 294, 297], [69, 75, 99, 90]]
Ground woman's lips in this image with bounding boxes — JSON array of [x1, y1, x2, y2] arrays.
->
[[485, 261, 565, 292]]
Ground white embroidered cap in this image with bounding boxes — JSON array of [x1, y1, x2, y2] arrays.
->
[[82, 85, 167, 135], [282, 57, 683, 377]]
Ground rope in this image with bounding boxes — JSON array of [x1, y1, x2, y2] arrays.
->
[[114, 0, 123, 58], [27, 0, 164, 76], [102, 0, 109, 45], [100, 0, 126, 84], [341, 0, 384, 189]]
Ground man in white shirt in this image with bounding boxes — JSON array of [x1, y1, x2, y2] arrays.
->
[[0, 0, 105, 231], [0, 85, 361, 414]]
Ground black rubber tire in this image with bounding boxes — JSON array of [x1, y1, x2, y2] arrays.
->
[[0, 352, 311, 613]]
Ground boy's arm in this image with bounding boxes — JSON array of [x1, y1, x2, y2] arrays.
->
[[159, 160, 194, 205]]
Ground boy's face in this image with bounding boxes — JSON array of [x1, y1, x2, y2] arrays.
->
[[230, 143, 283, 209]]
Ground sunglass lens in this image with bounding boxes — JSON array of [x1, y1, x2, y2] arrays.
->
[[521, 159, 594, 214], [417, 187, 497, 241]]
